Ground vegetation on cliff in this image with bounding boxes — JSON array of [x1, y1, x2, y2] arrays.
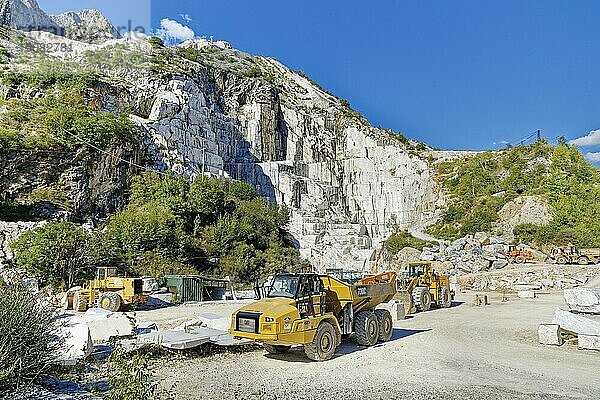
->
[[427, 140, 600, 247], [12, 173, 306, 288]]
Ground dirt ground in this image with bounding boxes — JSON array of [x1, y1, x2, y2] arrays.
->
[[141, 289, 600, 400]]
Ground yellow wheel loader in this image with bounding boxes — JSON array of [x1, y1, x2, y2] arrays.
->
[[68, 267, 149, 312], [397, 262, 453, 312], [229, 272, 397, 361]]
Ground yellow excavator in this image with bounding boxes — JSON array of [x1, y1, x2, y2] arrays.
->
[[397, 261, 453, 312], [229, 272, 397, 361], [68, 266, 148, 312]]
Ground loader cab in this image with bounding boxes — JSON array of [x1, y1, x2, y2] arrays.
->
[[407, 262, 430, 278], [96, 267, 118, 281]]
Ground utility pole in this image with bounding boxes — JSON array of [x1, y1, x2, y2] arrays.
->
[[536, 129, 541, 141]]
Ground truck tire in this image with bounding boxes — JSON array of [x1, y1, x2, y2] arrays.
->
[[438, 286, 452, 308], [264, 344, 290, 354], [100, 292, 122, 312], [412, 287, 432, 312], [304, 321, 338, 361], [354, 311, 379, 346], [578, 256, 589, 265], [515, 255, 526, 264], [557, 256, 568, 265], [374, 309, 393, 342], [73, 291, 87, 312]]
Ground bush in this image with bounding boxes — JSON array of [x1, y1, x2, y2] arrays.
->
[[339, 99, 351, 108], [0, 285, 60, 393], [148, 37, 165, 49], [105, 347, 157, 400], [12, 222, 91, 288], [384, 230, 435, 254]]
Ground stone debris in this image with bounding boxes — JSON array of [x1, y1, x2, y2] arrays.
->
[[80, 308, 135, 343], [578, 335, 600, 351], [137, 330, 212, 350], [376, 300, 405, 321], [460, 266, 597, 292], [551, 308, 600, 336], [564, 288, 600, 314], [538, 324, 563, 346], [55, 317, 94, 365], [518, 290, 536, 299]]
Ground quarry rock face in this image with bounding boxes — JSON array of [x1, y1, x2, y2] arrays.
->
[[133, 62, 442, 271]]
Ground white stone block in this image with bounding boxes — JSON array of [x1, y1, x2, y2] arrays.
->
[[552, 308, 600, 336], [538, 324, 563, 346], [518, 290, 536, 299], [564, 288, 600, 314], [578, 335, 600, 351]]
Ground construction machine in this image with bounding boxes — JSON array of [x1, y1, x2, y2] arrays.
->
[[229, 271, 397, 361], [499, 245, 534, 264], [550, 246, 600, 265], [396, 261, 453, 312], [69, 266, 148, 312]]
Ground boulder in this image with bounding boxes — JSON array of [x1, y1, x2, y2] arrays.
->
[[81, 308, 135, 343], [55, 317, 94, 365], [490, 259, 509, 270], [564, 288, 600, 314], [538, 324, 562, 346], [518, 290, 536, 299], [551, 308, 600, 336], [377, 300, 405, 321], [578, 335, 600, 351]]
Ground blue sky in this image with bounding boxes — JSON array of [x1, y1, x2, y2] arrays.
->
[[38, 0, 600, 161]]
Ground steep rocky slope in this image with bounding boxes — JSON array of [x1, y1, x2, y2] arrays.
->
[[0, 27, 451, 271]]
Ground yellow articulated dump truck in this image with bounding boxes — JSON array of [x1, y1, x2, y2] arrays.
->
[[229, 272, 397, 361]]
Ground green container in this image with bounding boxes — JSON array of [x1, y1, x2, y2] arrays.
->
[[163, 275, 229, 303]]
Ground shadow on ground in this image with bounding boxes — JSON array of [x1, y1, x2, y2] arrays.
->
[[264, 328, 430, 363]]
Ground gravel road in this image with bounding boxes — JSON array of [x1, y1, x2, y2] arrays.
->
[[149, 291, 600, 399]]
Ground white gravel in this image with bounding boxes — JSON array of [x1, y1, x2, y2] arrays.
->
[[148, 291, 600, 399]]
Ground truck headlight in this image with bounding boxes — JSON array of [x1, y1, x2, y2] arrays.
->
[[265, 317, 274, 322]]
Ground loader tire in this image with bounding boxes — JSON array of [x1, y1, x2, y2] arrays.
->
[[557, 256, 568, 265], [73, 291, 87, 312], [578, 256, 589, 265], [304, 321, 338, 361], [412, 286, 432, 312], [374, 309, 393, 342], [439, 286, 452, 308], [515, 255, 526, 264], [100, 292, 122, 312], [264, 344, 290, 354], [354, 311, 379, 346]]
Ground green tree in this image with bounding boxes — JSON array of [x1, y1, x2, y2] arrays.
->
[[12, 222, 91, 288]]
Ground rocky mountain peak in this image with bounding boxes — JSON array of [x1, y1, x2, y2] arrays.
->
[[0, 0, 120, 44], [50, 9, 121, 44], [0, 0, 59, 34]]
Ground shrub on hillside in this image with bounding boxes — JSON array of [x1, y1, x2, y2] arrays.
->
[[0, 285, 60, 393], [12, 222, 91, 289], [384, 230, 435, 255]]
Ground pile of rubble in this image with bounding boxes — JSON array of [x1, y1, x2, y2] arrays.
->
[[459, 266, 597, 292], [539, 287, 600, 351], [418, 232, 543, 274]]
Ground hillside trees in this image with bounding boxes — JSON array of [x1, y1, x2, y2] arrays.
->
[[12, 172, 306, 287]]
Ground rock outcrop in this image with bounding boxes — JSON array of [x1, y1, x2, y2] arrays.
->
[[0, 0, 59, 34], [494, 195, 552, 240], [50, 9, 121, 44]]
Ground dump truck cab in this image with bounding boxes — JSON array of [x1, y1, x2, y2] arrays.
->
[[230, 272, 397, 361]]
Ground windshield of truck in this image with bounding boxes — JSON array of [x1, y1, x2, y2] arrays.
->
[[267, 275, 299, 298]]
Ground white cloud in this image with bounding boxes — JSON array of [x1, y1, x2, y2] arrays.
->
[[179, 14, 192, 23], [584, 152, 600, 163], [569, 129, 600, 147], [156, 18, 195, 44]]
